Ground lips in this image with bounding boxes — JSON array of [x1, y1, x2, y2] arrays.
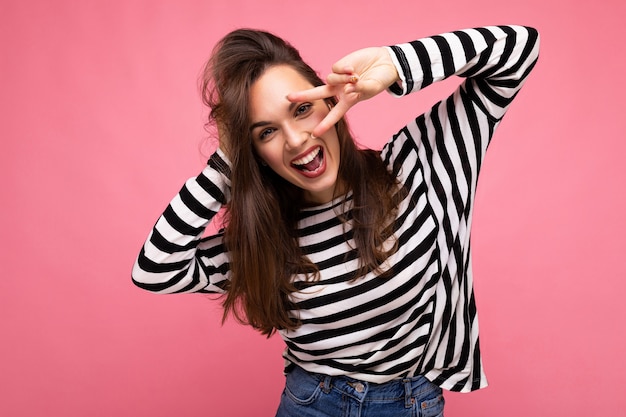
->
[[290, 145, 326, 177]]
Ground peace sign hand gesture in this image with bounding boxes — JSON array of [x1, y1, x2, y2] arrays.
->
[[287, 46, 399, 138]]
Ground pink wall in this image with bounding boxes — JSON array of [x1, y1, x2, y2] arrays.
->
[[2, 0, 625, 416]]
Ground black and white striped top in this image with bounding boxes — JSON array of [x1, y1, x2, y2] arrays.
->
[[132, 25, 540, 392]]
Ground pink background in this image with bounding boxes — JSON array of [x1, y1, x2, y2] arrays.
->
[[2, 0, 625, 416]]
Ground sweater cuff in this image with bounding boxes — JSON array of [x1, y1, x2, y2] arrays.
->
[[204, 148, 231, 203], [385, 45, 410, 97], [208, 148, 231, 178]]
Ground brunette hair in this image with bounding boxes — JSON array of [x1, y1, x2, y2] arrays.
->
[[200, 29, 404, 336]]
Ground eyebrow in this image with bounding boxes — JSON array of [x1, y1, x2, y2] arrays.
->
[[249, 101, 299, 132]]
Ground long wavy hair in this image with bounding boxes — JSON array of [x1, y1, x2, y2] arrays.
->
[[200, 29, 405, 336]]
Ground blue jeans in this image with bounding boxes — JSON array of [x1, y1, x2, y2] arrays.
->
[[275, 366, 445, 417]]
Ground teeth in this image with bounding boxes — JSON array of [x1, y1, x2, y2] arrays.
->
[[292, 146, 321, 166]]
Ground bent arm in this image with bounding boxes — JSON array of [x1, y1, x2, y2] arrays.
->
[[131, 149, 232, 294], [387, 25, 540, 121], [382, 25, 540, 281]]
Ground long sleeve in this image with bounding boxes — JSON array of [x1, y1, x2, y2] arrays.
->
[[383, 25, 540, 275], [131, 149, 232, 294], [386, 25, 539, 120], [380, 25, 540, 391]]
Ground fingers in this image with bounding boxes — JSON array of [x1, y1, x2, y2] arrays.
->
[[326, 72, 359, 86], [311, 110, 340, 138], [287, 84, 335, 102], [287, 70, 359, 103], [287, 65, 361, 137], [311, 96, 355, 138]]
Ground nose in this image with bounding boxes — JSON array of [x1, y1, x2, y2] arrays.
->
[[283, 125, 309, 150]]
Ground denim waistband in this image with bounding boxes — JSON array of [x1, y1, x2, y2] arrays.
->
[[291, 365, 440, 406]]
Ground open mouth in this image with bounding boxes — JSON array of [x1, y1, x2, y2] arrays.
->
[[291, 146, 324, 173]]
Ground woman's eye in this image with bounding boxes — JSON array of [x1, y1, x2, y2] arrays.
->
[[259, 128, 275, 140], [295, 103, 312, 116]]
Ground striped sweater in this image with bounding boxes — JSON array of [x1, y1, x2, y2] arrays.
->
[[132, 25, 540, 392]]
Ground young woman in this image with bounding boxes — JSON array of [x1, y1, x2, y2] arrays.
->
[[132, 24, 540, 416]]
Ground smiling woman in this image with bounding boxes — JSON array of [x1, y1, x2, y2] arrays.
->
[[192, 29, 405, 345], [131, 25, 540, 416], [249, 65, 342, 204]]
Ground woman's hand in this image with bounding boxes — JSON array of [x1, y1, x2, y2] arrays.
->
[[287, 46, 399, 138]]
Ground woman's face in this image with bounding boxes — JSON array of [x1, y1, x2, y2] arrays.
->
[[249, 65, 341, 205]]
